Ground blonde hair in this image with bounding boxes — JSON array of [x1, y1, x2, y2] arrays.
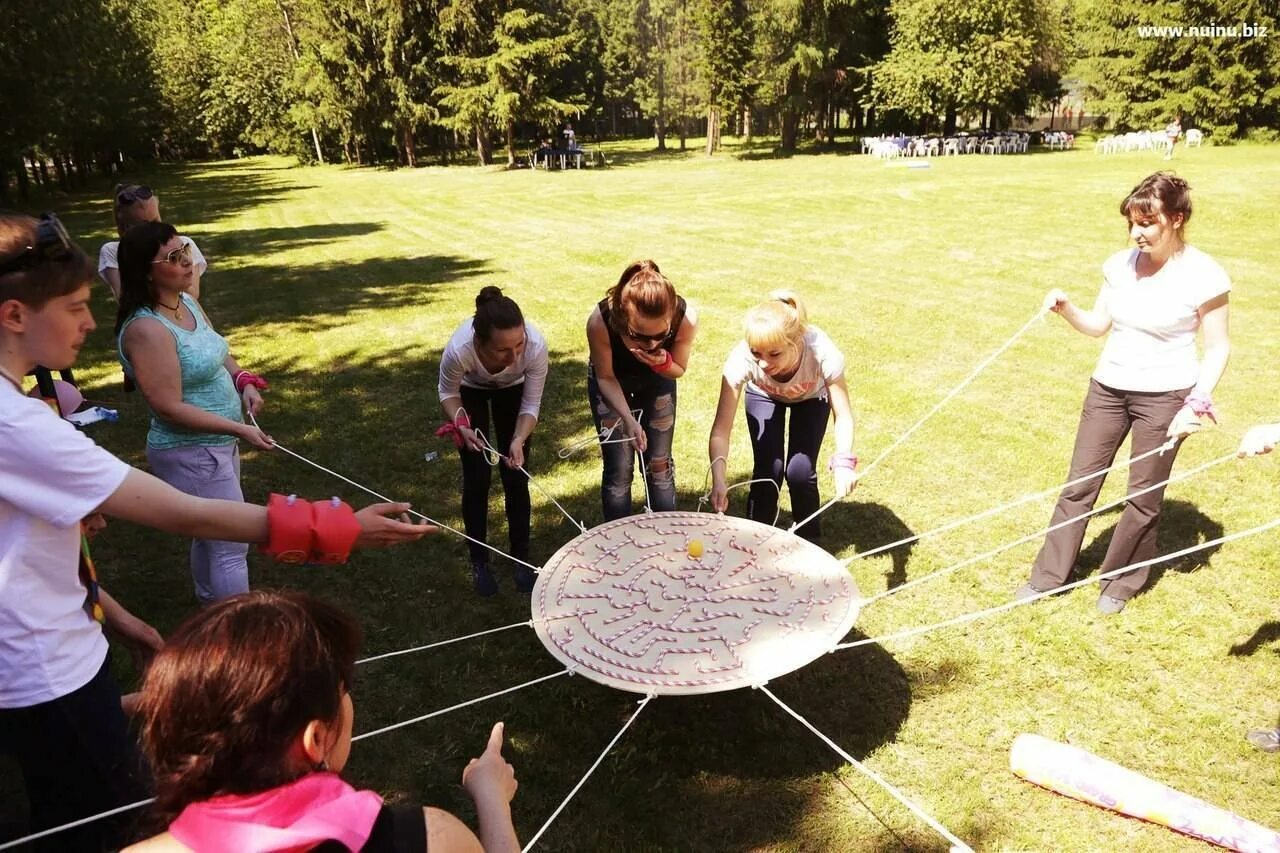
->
[[743, 291, 807, 351]]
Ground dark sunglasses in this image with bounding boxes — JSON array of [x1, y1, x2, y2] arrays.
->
[[626, 326, 670, 345], [0, 213, 74, 276], [116, 185, 154, 206]]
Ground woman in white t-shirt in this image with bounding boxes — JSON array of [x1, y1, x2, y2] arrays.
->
[[438, 286, 548, 595], [708, 292, 857, 542], [1019, 172, 1231, 614], [99, 184, 208, 301]]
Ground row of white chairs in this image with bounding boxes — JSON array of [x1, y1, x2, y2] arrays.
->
[[862, 133, 1034, 159], [1095, 128, 1204, 154]]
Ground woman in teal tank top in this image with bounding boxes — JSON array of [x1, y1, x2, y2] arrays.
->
[[115, 222, 273, 604]]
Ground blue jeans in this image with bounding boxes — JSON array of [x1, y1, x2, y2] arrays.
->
[[147, 442, 250, 604], [587, 369, 677, 521], [744, 390, 830, 541]]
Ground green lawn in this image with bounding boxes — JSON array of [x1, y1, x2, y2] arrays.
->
[[4, 137, 1279, 851]]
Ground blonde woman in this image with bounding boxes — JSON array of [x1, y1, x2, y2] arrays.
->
[[708, 292, 856, 541]]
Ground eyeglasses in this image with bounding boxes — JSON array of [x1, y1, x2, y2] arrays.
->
[[116, 185, 154, 206], [0, 213, 74, 276], [626, 326, 670, 345], [151, 242, 193, 266]]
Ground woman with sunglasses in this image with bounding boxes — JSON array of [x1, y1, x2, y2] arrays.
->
[[437, 286, 548, 596], [1, 212, 427, 851], [125, 590, 519, 853], [115, 222, 273, 605], [586, 260, 698, 520], [99, 184, 207, 301], [707, 292, 857, 542]]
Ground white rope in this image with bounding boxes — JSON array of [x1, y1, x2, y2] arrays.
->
[[696, 455, 783, 526], [834, 514, 1280, 651], [759, 686, 973, 853], [859, 307, 1047, 483], [473, 429, 587, 532], [522, 693, 653, 852], [0, 798, 156, 851], [844, 439, 1177, 569], [357, 620, 531, 665], [556, 407, 644, 458], [248, 412, 541, 572], [858, 448, 1233, 606], [351, 669, 570, 742]]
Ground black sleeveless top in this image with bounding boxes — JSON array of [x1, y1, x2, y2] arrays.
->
[[313, 803, 427, 852], [596, 296, 687, 384]]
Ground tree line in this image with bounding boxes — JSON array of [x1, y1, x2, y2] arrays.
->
[[1, 0, 1276, 197]]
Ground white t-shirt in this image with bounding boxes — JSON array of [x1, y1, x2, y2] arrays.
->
[[437, 320, 549, 419], [1092, 246, 1231, 392], [98, 236, 208, 280], [0, 382, 129, 708], [723, 326, 846, 402]]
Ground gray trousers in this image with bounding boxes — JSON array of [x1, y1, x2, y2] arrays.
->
[[1030, 379, 1190, 600], [147, 442, 250, 604]]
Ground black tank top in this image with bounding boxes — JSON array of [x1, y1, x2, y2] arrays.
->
[[313, 803, 427, 853], [597, 296, 687, 384]]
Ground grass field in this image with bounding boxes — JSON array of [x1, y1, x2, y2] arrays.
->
[[4, 137, 1279, 851]]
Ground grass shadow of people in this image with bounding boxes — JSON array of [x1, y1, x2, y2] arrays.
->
[[1075, 498, 1224, 596]]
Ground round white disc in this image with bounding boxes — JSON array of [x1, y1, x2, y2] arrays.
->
[[531, 511, 862, 695]]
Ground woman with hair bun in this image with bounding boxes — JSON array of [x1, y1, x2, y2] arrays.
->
[[437, 286, 548, 595], [126, 590, 519, 852], [1019, 171, 1231, 614], [586, 260, 698, 521], [708, 291, 856, 542]]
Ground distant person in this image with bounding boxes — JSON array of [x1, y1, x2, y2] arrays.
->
[[563, 122, 577, 149], [707, 292, 857, 542], [99, 184, 207, 301], [437, 286, 548, 596], [1163, 116, 1182, 160], [1236, 421, 1280, 753], [586, 260, 698, 520], [1017, 172, 1230, 614], [125, 590, 520, 852]]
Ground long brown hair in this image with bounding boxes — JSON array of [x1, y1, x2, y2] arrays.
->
[[138, 590, 361, 824], [1121, 171, 1193, 231], [604, 260, 678, 337]]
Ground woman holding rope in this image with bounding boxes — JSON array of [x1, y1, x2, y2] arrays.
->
[[0, 212, 428, 850], [437, 286, 548, 596], [707, 292, 857, 542], [586, 260, 698, 520], [125, 590, 519, 853], [116, 221, 272, 605], [1018, 172, 1231, 614]]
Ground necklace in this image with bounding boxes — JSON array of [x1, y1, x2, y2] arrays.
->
[[157, 298, 183, 321]]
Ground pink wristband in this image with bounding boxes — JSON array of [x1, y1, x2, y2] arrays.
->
[[651, 350, 674, 375], [1183, 392, 1218, 424], [234, 370, 269, 394], [829, 452, 859, 471]]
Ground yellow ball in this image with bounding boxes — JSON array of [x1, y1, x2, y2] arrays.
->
[[687, 539, 704, 559]]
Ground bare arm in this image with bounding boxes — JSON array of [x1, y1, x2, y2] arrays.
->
[[587, 308, 645, 450], [98, 468, 430, 549], [660, 305, 698, 378], [424, 808, 483, 853], [1043, 288, 1112, 337], [123, 319, 270, 448], [827, 379, 858, 497], [100, 267, 122, 301], [707, 378, 741, 511], [1192, 293, 1230, 395], [461, 723, 520, 853]]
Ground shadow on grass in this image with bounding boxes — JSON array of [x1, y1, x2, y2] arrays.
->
[[1075, 499, 1224, 596], [824, 501, 917, 592], [1229, 622, 1280, 657], [199, 222, 385, 259]]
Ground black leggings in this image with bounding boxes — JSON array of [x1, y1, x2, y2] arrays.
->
[[458, 384, 531, 564], [744, 390, 831, 541]]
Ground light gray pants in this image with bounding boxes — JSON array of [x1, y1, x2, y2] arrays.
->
[[147, 442, 250, 604]]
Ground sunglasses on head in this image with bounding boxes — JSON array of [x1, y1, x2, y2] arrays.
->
[[151, 242, 193, 266], [0, 213, 74, 276], [116, 185, 154, 206]]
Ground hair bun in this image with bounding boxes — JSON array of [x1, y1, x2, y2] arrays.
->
[[475, 285, 504, 308]]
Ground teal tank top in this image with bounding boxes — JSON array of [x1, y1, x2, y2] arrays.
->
[[117, 293, 242, 450]]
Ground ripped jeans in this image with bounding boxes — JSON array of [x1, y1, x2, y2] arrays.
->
[[587, 369, 677, 521]]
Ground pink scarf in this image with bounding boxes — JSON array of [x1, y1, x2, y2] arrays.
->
[[169, 772, 383, 852]]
